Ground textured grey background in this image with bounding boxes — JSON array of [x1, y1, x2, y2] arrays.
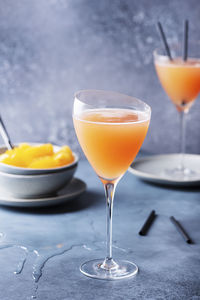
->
[[0, 0, 200, 154]]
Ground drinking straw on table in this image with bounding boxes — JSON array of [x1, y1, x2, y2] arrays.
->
[[139, 210, 156, 236], [170, 216, 192, 244]]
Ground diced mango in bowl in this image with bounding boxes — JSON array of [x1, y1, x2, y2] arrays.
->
[[0, 143, 75, 169]]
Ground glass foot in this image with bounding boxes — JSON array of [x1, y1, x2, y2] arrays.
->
[[80, 258, 138, 280], [164, 167, 198, 180]]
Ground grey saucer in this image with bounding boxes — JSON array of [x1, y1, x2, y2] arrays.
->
[[129, 154, 200, 187], [0, 178, 86, 207]]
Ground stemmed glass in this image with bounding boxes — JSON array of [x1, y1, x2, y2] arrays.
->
[[154, 43, 200, 179], [73, 90, 151, 280]]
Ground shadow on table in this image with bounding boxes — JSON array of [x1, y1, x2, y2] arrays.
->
[[0, 190, 103, 215]]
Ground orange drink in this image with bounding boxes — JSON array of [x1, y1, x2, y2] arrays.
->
[[155, 57, 200, 111], [73, 108, 149, 180], [154, 41, 200, 179], [73, 90, 151, 280]]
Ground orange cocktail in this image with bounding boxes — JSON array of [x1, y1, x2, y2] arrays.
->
[[155, 57, 200, 112], [73, 108, 149, 180], [73, 90, 151, 280], [154, 42, 200, 179]]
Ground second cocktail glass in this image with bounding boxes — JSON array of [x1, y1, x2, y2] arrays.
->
[[154, 43, 200, 179], [73, 90, 151, 280]]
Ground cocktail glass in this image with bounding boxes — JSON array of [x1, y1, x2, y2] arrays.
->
[[73, 90, 151, 280], [154, 43, 200, 179]]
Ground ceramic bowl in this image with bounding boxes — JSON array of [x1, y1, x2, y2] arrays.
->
[[0, 143, 78, 198]]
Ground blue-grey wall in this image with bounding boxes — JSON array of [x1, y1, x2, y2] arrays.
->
[[0, 0, 200, 155]]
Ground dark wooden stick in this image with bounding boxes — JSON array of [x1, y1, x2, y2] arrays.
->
[[139, 210, 156, 236], [170, 216, 192, 244], [157, 22, 172, 60]]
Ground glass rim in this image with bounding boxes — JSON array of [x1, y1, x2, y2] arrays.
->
[[74, 89, 151, 114]]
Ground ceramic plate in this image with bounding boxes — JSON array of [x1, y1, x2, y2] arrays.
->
[[129, 154, 200, 187], [0, 178, 86, 207]]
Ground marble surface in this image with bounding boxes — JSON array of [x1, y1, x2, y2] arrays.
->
[[0, 158, 200, 299], [0, 0, 200, 155]]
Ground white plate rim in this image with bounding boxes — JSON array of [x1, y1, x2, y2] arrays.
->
[[129, 154, 200, 186]]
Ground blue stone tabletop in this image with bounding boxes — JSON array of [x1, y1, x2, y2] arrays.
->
[[0, 158, 199, 300]]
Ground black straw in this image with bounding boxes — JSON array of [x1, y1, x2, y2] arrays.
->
[[139, 210, 156, 236], [170, 216, 192, 244], [157, 22, 173, 60], [183, 20, 189, 61]]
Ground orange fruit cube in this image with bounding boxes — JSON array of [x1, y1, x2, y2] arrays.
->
[[54, 151, 74, 167], [23, 144, 54, 165], [28, 156, 57, 169]]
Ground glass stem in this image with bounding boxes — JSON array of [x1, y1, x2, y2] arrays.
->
[[102, 181, 117, 270], [179, 110, 186, 171]]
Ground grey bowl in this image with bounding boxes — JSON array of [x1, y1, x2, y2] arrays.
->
[[0, 143, 78, 175], [0, 143, 78, 198], [0, 162, 78, 198]]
